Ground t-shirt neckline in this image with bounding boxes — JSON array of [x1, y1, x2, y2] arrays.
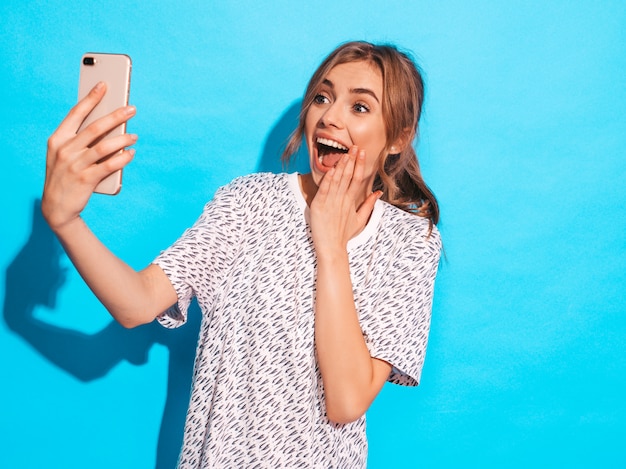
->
[[287, 172, 383, 250]]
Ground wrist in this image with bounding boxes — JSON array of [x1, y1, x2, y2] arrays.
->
[[315, 245, 349, 266], [48, 214, 85, 238]]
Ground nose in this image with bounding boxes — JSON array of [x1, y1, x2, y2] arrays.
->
[[319, 101, 344, 129]]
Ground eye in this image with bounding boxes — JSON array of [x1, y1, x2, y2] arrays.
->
[[313, 94, 330, 105], [353, 102, 370, 113]]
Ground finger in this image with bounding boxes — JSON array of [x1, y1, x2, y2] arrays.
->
[[69, 105, 136, 151], [316, 145, 358, 203], [347, 149, 368, 199], [315, 165, 335, 203], [53, 82, 107, 143], [88, 148, 136, 184], [324, 148, 356, 199], [356, 190, 382, 226], [85, 132, 138, 166], [336, 147, 357, 194], [47, 83, 108, 163]]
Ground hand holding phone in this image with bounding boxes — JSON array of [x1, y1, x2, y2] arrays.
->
[[77, 53, 132, 195], [42, 55, 136, 233]]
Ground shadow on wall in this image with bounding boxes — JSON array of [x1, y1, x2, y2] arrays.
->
[[3, 199, 200, 469], [256, 100, 310, 174], [3, 100, 306, 468]]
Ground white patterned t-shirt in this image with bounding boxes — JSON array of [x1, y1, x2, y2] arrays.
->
[[153, 172, 441, 468]]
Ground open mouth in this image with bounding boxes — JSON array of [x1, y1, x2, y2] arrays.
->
[[316, 137, 349, 168]]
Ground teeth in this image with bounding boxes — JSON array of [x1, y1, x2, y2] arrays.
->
[[316, 137, 348, 151]]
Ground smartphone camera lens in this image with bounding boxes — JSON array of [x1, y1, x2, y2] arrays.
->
[[83, 57, 95, 66]]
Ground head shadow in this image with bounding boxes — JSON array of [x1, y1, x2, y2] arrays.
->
[[256, 99, 310, 175]]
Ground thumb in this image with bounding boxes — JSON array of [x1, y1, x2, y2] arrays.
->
[[356, 190, 382, 225]]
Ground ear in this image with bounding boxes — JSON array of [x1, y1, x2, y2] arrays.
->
[[388, 128, 413, 155]]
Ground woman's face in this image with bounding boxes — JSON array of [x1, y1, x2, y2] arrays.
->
[[304, 61, 388, 188]]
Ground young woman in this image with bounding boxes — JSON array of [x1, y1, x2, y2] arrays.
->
[[42, 41, 441, 468]]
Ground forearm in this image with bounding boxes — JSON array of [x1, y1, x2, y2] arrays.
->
[[314, 249, 389, 424], [52, 216, 174, 327]]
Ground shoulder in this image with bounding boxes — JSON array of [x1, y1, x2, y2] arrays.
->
[[222, 172, 287, 194], [379, 202, 442, 254], [210, 173, 290, 206], [210, 173, 299, 223]]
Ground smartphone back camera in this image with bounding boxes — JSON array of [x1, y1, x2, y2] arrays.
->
[[83, 57, 96, 66]]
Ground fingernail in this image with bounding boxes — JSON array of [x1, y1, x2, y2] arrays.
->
[[128, 148, 136, 157], [125, 105, 136, 115], [129, 134, 138, 142], [93, 81, 104, 92]]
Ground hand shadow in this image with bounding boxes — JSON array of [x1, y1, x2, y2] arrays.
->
[[256, 99, 310, 174], [3, 199, 200, 469]]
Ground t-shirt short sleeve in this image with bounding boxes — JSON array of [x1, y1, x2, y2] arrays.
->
[[359, 225, 441, 386], [152, 182, 242, 328]]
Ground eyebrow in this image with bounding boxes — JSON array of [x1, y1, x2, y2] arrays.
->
[[322, 78, 380, 104]]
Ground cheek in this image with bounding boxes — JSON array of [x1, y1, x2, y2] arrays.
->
[[364, 155, 382, 181], [353, 118, 387, 149], [360, 132, 387, 179], [359, 132, 387, 168], [303, 109, 319, 140]]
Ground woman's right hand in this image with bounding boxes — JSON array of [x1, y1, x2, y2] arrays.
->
[[42, 81, 137, 233]]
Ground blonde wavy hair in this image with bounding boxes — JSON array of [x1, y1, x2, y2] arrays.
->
[[283, 41, 439, 226]]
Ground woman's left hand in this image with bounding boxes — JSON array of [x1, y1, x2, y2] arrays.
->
[[309, 146, 391, 424], [309, 146, 381, 256]]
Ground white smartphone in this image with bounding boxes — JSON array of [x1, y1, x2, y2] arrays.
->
[[77, 53, 132, 195]]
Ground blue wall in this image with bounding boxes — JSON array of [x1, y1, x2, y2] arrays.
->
[[2, 1, 625, 467]]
